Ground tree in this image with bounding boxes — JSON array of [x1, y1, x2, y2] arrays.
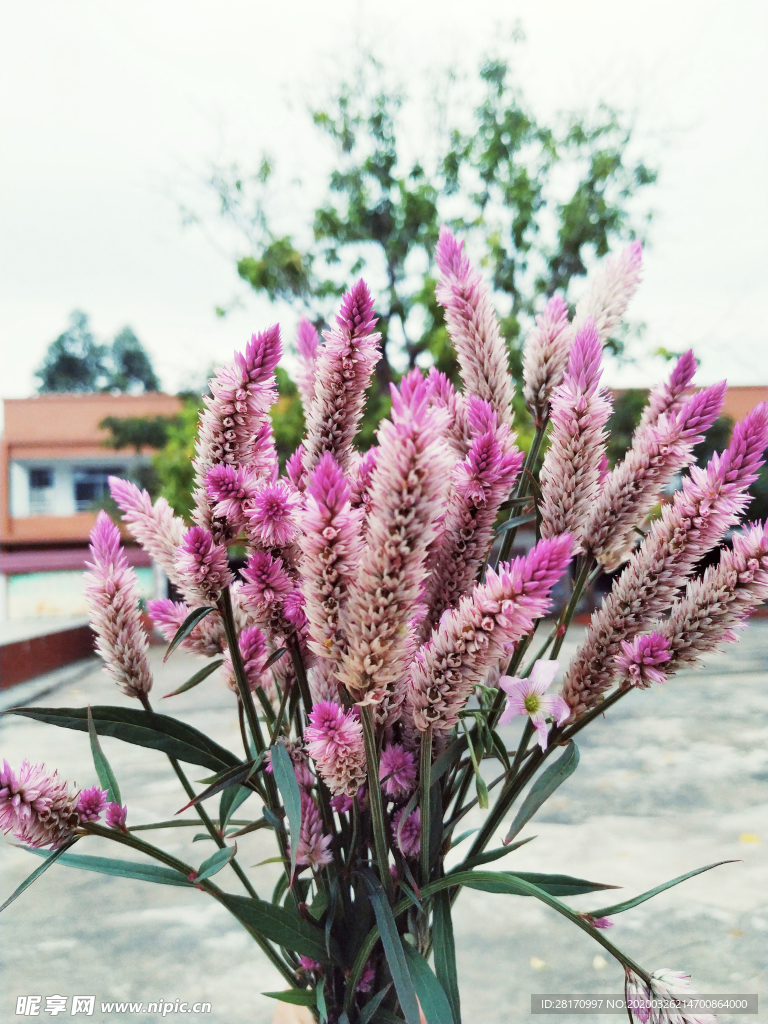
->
[[109, 326, 160, 392]]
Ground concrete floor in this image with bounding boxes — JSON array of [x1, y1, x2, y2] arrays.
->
[[1, 621, 766, 1024]]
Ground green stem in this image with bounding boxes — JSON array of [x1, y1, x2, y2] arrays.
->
[[494, 417, 549, 569], [419, 727, 432, 885], [361, 705, 394, 903], [217, 588, 267, 755]]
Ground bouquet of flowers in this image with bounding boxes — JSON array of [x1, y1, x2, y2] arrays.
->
[[2, 227, 766, 1024]]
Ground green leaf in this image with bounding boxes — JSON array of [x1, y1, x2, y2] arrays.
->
[[265, 647, 288, 669], [219, 893, 340, 965], [262, 990, 317, 1006], [163, 606, 214, 662], [220, 785, 252, 831], [195, 845, 236, 882], [162, 659, 223, 698], [503, 741, 579, 845], [182, 756, 263, 812], [402, 943, 455, 1024], [308, 888, 330, 921], [317, 976, 328, 1022], [361, 871, 420, 1024], [494, 511, 537, 536], [488, 729, 511, 771], [359, 986, 392, 1024], [432, 890, 461, 1024], [271, 742, 302, 884], [0, 839, 79, 913], [227, 817, 269, 838], [8, 706, 241, 774], [506, 872, 619, 897], [26, 849, 192, 887], [455, 836, 535, 872], [87, 705, 121, 804], [587, 860, 738, 919], [448, 828, 478, 850], [430, 737, 465, 784]]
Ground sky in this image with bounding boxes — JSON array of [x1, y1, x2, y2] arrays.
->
[[1, 0, 767, 406]]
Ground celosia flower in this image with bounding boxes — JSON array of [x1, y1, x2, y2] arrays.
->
[[635, 349, 697, 438], [649, 968, 716, 1024], [245, 480, 302, 549], [76, 786, 108, 823], [522, 294, 572, 429], [392, 806, 420, 858], [303, 280, 381, 474], [407, 534, 573, 733], [146, 599, 226, 658], [298, 452, 364, 668], [357, 960, 376, 994], [498, 661, 569, 751], [348, 447, 377, 515], [563, 403, 768, 716], [572, 240, 642, 344], [336, 375, 452, 722], [435, 227, 515, 430], [625, 968, 716, 1024], [616, 633, 671, 688], [265, 739, 315, 790], [105, 802, 128, 831], [176, 526, 233, 605], [293, 791, 333, 870], [330, 793, 354, 815], [221, 625, 269, 693], [108, 477, 187, 595], [379, 744, 417, 799], [425, 367, 469, 455], [205, 464, 259, 528], [539, 319, 612, 552], [298, 955, 323, 974], [584, 381, 726, 570], [0, 760, 81, 849], [295, 316, 320, 410], [578, 913, 613, 929], [305, 700, 367, 798], [84, 511, 153, 698], [241, 551, 294, 605], [285, 446, 307, 492]]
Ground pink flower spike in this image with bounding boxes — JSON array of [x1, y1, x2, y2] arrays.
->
[[76, 786, 108, 822], [616, 633, 671, 688], [393, 806, 420, 858], [105, 802, 128, 831], [241, 551, 294, 605], [176, 526, 233, 605], [522, 293, 571, 428], [0, 760, 80, 849], [580, 914, 614, 929], [205, 464, 259, 526], [573, 240, 643, 344], [295, 317, 320, 409], [245, 480, 302, 548], [498, 660, 568, 751], [305, 700, 367, 797], [379, 744, 417, 799]]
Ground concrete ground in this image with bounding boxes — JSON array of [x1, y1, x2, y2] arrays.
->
[[1, 621, 766, 1024]]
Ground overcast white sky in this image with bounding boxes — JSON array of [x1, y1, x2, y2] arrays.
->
[[1, 0, 766, 404]]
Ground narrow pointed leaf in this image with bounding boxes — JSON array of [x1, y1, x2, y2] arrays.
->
[[361, 870, 420, 1024], [317, 976, 328, 1022], [265, 647, 288, 669], [219, 892, 340, 964], [587, 860, 738, 918], [507, 872, 618, 897], [262, 990, 316, 1006], [163, 659, 223, 698], [26, 849, 192, 886], [503, 741, 579, 845], [455, 836, 535, 872], [8, 705, 241, 774], [270, 742, 302, 884], [87, 705, 121, 804], [163, 606, 214, 662], [195, 844, 236, 882], [0, 838, 79, 913], [180, 757, 263, 813], [359, 985, 392, 1024], [448, 828, 478, 850], [402, 942, 455, 1024], [494, 511, 537, 536], [220, 784, 253, 831], [308, 888, 330, 921], [227, 817, 269, 838], [432, 889, 461, 1024]]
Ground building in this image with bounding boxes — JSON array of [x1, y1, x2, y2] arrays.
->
[[0, 392, 182, 621]]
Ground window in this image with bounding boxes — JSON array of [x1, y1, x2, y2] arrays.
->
[[73, 466, 122, 512], [29, 467, 53, 489], [28, 467, 54, 514]]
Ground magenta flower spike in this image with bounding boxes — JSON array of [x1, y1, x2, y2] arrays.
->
[[146, 599, 225, 658], [635, 348, 697, 437], [335, 375, 452, 721], [435, 227, 515, 431], [616, 633, 671, 688], [498, 660, 569, 750], [76, 786, 108, 823], [303, 280, 381, 475], [221, 624, 270, 694], [108, 477, 187, 595], [305, 700, 367, 797], [295, 316, 320, 409], [392, 806, 420, 858], [0, 760, 81, 849], [293, 791, 333, 870], [563, 403, 768, 715], [379, 744, 417, 799], [572, 240, 643, 344], [205, 464, 259, 529], [298, 452, 364, 669], [539, 319, 612, 552], [407, 534, 573, 733], [105, 802, 128, 831], [176, 526, 234, 606], [244, 480, 302, 549], [84, 511, 153, 698], [522, 294, 572, 429]]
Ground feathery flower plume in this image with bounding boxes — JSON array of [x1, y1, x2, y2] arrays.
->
[[584, 381, 727, 570], [295, 316, 320, 409], [146, 599, 225, 657], [539, 319, 612, 551], [285, 446, 307, 492], [221, 625, 270, 694], [108, 477, 187, 594], [76, 786, 108, 822], [303, 280, 381, 474], [425, 367, 469, 455], [563, 404, 768, 715], [105, 802, 128, 831], [498, 660, 569, 751], [392, 806, 420, 858], [625, 968, 715, 1024], [572, 240, 642, 344], [191, 326, 281, 534], [615, 633, 671, 688], [293, 791, 333, 870], [408, 534, 573, 733], [245, 480, 302, 549], [85, 511, 153, 698], [379, 744, 417, 799], [0, 760, 81, 849], [308, 659, 342, 705], [348, 448, 377, 516], [522, 294, 571, 428], [435, 227, 515, 430], [635, 349, 697, 437], [205, 464, 259, 529], [653, 522, 768, 674], [305, 700, 367, 797], [298, 452, 364, 668], [420, 401, 523, 637], [176, 527, 233, 605], [335, 377, 452, 720]]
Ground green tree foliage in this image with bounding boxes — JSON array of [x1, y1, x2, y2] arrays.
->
[[109, 327, 160, 392], [150, 397, 202, 521]]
